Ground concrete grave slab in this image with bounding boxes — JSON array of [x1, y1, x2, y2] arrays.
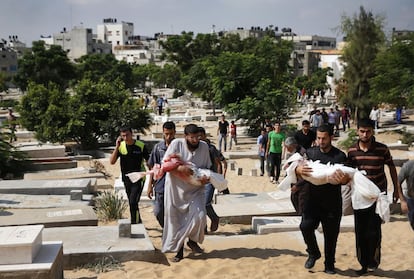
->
[[43, 224, 155, 268], [213, 191, 296, 224], [252, 216, 303, 234], [0, 178, 93, 195], [23, 167, 105, 180], [0, 206, 98, 228], [15, 143, 66, 158], [0, 225, 43, 265], [224, 151, 259, 159], [0, 194, 93, 209], [0, 241, 63, 279], [252, 215, 355, 235]]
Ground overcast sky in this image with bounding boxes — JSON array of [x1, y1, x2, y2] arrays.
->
[[1, 0, 413, 46]]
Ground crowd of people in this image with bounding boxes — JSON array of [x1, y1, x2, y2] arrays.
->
[[110, 114, 412, 276]]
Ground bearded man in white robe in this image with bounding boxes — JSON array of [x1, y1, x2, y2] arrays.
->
[[162, 124, 211, 262]]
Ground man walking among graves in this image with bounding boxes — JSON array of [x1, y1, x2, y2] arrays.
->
[[295, 125, 351, 274], [162, 124, 211, 262], [347, 118, 407, 275], [110, 127, 150, 224], [147, 121, 176, 227]]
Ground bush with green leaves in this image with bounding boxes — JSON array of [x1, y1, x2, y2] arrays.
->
[[337, 129, 358, 150], [398, 128, 414, 145], [0, 130, 30, 179], [95, 191, 127, 221]]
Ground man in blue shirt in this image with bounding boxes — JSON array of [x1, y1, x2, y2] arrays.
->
[[147, 121, 176, 227]]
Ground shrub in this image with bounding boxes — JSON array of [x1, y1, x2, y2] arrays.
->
[[337, 129, 358, 150], [78, 256, 123, 273], [400, 128, 414, 145], [95, 191, 127, 221]]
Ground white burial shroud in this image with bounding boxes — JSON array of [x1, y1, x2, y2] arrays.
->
[[278, 153, 390, 222]]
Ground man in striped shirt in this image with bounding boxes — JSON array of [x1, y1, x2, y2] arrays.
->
[[347, 118, 407, 276]]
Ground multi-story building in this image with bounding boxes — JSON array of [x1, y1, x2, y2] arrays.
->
[[0, 36, 23, 77], [96, 18, 134, 50], [391, 28, 414, 43], [51, 26, 112, 61], [282, 33, 337, 76]]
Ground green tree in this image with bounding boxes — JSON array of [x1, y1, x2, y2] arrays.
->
[[14, 41, 76, 91], [339, 6, 385, 119], [75, 54, 134, 90], [68, 78, 151, 149], [160, 31, 195, 72], [19, 82, 71, 143], [0, 131, 29, 179], [370, 34, 414, 107], [0, 72, 9, 92]]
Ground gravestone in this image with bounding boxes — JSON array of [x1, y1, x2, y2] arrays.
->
[[237, 168, 243, 176], [118, 219, 131, 238], [70, 190, 82, 200], [0, 225, 63, 279], [0, 225, 43, 264], [0, 206, 98, 227], [0, 178, 92, 195], [213, 191, 295, 224]]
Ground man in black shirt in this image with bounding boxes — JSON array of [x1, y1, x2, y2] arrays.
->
[[294, 120, 316, 150], [110, 127, 150, 224], [295, 125, 350, 274], [217, 114, 229, 152]]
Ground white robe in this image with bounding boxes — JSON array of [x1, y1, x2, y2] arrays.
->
[[161, 138, 212, 253]]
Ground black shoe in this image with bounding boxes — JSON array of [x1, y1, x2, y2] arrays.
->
[[210, 217, 219, 232], [324, 266, 336, 275], [355, 267, 368, 276], [304, 255, 321, 269], [172, 255, 183, 262], [187, 241, 204, 253]]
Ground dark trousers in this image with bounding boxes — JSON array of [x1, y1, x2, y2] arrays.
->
[[154, 191, 164, 228], [124, 178, 144, 224], [300, 204, 342, 267], [268, 152, 282, 181], [205, 183, 219, 221], [259, 155, 265, 175], [354, 203, 382, 268], [407, 197, 414, 230]]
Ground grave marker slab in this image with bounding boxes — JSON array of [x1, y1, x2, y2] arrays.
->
[[0, 225, 43, 265], [213, 191, 296, 224], [0, 206, 98, 228], [0, 179, 92, 195]]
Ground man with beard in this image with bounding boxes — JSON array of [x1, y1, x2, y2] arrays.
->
[[147, 121, 176, 228], [162, 124, 211, 262], [347, 118, 407, 275], [295, 125, 350, 274]]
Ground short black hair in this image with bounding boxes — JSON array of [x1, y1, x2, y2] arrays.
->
[[198, 126, 206, 135], [302, 120, 310, 125], [317, 124, 332, 135], [163, 121, 176, 130], [357, 118, 375, 129], [184, 124, 200, 135], [120, 126, 132, 133]]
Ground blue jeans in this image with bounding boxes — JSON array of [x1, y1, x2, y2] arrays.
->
[[205, 183, 218, 221], [218, 133, 227, 152], [407, 197, 414, 230], [154, 191, 164, 228]]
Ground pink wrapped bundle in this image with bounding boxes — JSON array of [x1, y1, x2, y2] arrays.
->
[[126, 154, 228, 191]]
